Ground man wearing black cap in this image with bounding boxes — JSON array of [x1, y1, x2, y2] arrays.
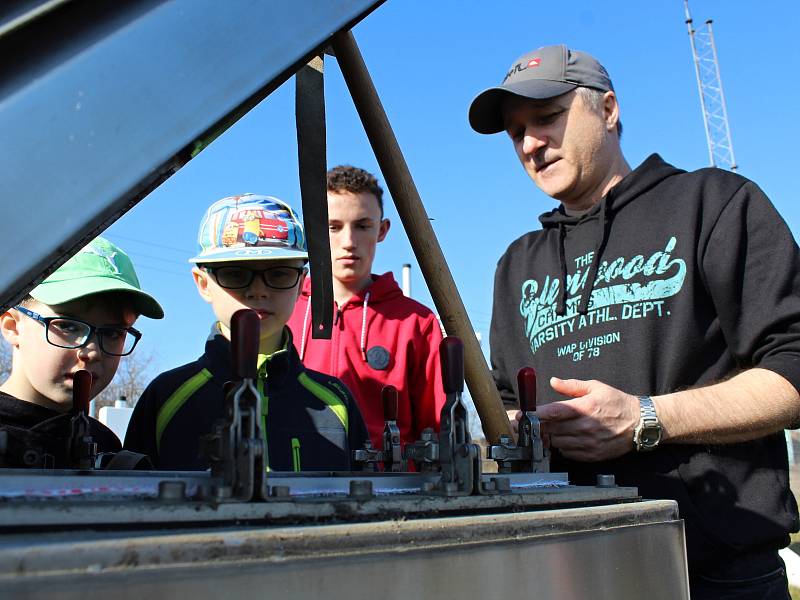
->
[[470, 44, 800, 598]]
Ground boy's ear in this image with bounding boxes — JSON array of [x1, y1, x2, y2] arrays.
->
[[0, 310, 20, 347], [192, 267, 214, 304], [377, 218, 391, 243]]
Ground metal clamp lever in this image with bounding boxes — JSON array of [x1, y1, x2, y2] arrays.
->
[[201, 309, 268, 502], [352, 439, 382, 471], [403, 427, 440, 471], [430, 337, 480, 496], [67, 369, 97, 469], [353, 385, 405, 471], [486, 367, 549, 473], [381, 385, 403, 471]]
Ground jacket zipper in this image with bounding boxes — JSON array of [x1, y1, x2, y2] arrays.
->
[[291, 437, 301, 472], [258, 374, 270, 472]]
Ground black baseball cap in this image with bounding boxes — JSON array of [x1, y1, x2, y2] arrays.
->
[[468, 45, 614, 134]]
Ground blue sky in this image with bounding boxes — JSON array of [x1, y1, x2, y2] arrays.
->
[[105, 0, 800, 376]]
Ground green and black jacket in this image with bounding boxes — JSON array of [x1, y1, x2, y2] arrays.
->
[[124, 327, 368, 471]]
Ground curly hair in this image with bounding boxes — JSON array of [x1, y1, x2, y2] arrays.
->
[[327, 165, 384, 217]]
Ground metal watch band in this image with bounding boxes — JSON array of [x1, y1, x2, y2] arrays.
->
[[638, 396, 658, 426], [634, 395, 662, 452]]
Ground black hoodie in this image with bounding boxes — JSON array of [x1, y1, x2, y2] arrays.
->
[[0, 391, 121, 467], [491, 154, 800, 571]]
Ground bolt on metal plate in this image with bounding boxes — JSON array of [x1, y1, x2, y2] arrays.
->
[[158, 480, 187, 502], [349, 479, 373, 498], [596, 474, 616, 488]]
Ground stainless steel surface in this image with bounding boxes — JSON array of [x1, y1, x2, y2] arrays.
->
[[0, 486, 640, 528], [0, 0, 382, 311], [0, 500, 689, 599], [0, 470, 616, 529], [0, 468, 570, 499]]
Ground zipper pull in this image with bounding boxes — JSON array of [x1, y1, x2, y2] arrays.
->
[[291, 438, 301, 472], [334, 308, 343, 326]]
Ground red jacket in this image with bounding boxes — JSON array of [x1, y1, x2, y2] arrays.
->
[[288, 273, 445, 447]]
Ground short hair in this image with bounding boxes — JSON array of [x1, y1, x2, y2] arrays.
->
[[327, 165, 384, 217], [576, 87, 623, 140]]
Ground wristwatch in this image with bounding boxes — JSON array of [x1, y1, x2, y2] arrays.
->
[[633, 396, 662, 452]]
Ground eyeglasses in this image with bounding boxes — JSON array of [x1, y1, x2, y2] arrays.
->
[[14, 305, 142, 356], [203, 265, 305, 290]]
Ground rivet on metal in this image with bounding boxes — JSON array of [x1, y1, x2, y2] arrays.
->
[[349, 479, 373, 498], [596, 474, 616, 488]]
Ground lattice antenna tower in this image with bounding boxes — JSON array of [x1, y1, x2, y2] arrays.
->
[[684, 0, 737, 171]]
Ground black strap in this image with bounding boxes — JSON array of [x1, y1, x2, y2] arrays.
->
[[102, 449, 153, 470], [296, 55, 333, 340]]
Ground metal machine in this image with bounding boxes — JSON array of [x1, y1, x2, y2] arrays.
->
[[0, 1, 690, 598]]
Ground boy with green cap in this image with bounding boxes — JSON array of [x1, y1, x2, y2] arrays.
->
[[0, 237, 164, 468], [125, 194, 368, 471]]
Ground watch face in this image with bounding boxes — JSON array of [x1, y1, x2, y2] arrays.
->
[[641, 427, 661, 446]]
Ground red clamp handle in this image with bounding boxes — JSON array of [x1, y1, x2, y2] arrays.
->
[[517, 367, 537, 413], [231, 309, 260, 380], [440, 336, 464, 394], [72, 369, 92, 414], [382, 385, 398, 421]]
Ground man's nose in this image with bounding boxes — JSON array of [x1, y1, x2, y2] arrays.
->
[[522, 126, 547, 155]]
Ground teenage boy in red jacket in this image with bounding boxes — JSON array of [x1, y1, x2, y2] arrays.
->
[[288, 166, 445, 447]]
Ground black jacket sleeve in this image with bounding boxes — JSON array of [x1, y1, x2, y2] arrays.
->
[[123, 382, 160, 464], [347, 391, 370, 468], [490, 250, 524, 409], [701, 180, 800, 395]]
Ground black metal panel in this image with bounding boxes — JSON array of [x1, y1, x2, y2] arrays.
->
[[0, 0, 382, 310]]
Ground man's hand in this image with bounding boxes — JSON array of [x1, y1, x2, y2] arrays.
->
[[506, 409, 521, 439], [536, 377, 640, 462]]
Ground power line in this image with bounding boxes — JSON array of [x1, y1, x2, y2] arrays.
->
[[123, 250, 189, 268], [107, 233, 192, 255], [131, 263, 187, 278]]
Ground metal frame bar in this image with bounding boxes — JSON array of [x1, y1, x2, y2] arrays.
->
[[0, 0, 383, 312], [331, 31, 513, 443]]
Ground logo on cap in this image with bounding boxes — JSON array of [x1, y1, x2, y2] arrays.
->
[[191, 194, 308, 263], [82, 243, 120, 274], [234, 248, 276, 257], [504, 57, 542, 83], [221, 209, 289, 248]]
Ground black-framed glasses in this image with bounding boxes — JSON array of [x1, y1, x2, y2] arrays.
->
[[14, 305, 142, 356], [203, 265, 305, 290]]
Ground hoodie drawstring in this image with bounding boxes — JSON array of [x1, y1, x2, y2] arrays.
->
[[299, 299, 311, 360], [359, 291, 371, 361], [301, 291, 372, 362], [555, 199, 612, 316], [577, 200, 611, 315], [556, 223, 568, 316]]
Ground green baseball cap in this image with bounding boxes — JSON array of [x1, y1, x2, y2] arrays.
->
[[30, 237, 164, 319]]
